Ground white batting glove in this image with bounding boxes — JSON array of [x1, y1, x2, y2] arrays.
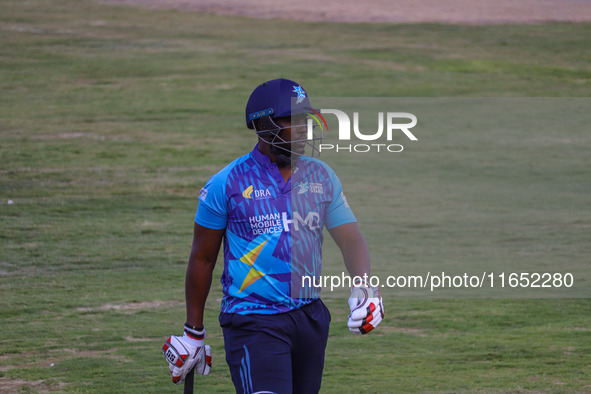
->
[[162, 324, 212, 384], [348, 285, 385, 334]]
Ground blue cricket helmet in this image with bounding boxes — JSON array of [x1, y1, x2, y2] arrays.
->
[[245, 78, 314, 129]]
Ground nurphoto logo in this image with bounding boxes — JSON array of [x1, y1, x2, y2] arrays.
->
[[307, 109, 418, 153]]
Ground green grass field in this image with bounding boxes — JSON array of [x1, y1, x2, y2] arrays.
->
[[1, 0, 590, 392]]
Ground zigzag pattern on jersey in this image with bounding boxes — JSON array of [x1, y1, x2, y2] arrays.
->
[[290, 157, 334, 300], [221, 153, 296, 314]]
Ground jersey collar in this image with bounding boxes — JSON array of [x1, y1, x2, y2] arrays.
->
[[251, 143, 274, 168], [251, 144, 294, 192]]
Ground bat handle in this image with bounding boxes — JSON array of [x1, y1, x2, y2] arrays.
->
[[184, 367, 195, 394]]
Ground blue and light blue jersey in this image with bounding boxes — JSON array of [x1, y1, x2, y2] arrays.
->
[[195, 145, 356, 315]]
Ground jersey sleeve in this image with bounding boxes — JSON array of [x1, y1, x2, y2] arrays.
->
[[325, 170, 357, 229], [195, 173, 228, 230]]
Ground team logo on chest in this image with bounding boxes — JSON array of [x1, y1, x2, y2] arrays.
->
[[295, 181, 324, 195], [242, 185, 273, 200]]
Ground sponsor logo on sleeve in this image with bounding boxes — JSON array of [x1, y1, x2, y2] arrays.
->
[[341, 192, 350, 208]]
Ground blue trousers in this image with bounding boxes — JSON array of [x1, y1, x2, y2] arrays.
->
[[219, 299, 331, 394]]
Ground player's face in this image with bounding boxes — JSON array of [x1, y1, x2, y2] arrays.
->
[[275, 116, 308, 155]]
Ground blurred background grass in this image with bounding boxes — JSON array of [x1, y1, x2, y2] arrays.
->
[[1, 0, 590, 392]]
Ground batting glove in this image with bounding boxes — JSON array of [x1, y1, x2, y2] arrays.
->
[[348, 285, 385, 334], [162, 324, 212, 384]]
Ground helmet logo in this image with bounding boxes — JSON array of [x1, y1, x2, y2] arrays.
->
[[292, 85, 307, 104]]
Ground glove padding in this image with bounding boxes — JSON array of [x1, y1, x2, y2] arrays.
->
[[348, 285, 384, 334], [162, 325, 211, 384]]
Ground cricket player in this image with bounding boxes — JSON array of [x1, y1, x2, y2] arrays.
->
[[163, 79, 384, 393]]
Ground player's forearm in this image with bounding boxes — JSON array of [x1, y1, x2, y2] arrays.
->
[[329, 222, 371, 279], [185, 257, 215, 328], [341, 235, 371, 279]]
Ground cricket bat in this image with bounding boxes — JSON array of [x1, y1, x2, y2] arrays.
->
[[184, 367, 195, 394]]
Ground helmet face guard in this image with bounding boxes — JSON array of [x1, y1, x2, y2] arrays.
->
[[251, 113, 324, 159]]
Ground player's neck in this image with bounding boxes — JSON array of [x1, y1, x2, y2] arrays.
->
[[278, 165, 291, 183]]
